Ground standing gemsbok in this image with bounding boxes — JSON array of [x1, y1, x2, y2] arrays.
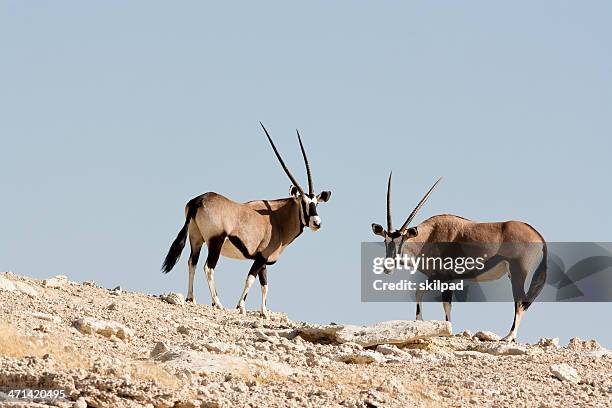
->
[[162, 123, 331, 318], [371, 173, 547, 341]]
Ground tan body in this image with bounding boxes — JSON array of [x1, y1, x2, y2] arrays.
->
[[188, 193, 303, 263], [372, 174, 547, 341], [162, 123, 331, 318]]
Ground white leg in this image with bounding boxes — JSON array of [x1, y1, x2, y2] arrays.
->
[[187, 261, 196, 304], [204, 264, 224, 309], [236, 275, 256, 315], [260, 284, 269, 320], [502, 303, 524, 342]]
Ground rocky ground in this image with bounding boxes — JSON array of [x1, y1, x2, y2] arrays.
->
[[0, 272, 610, 408]]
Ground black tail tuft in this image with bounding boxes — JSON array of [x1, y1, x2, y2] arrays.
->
[[161, 196, 202, 273], [161, 221, 189, 273], [523, 241, 548, 310]]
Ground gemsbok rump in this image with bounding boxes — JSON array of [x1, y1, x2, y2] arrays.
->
[[162, 123, 331, 318], [371, 173, 547, 341]]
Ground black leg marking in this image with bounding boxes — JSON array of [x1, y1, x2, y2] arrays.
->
[[206, 235, 226, 270], [258, 266, 268, 286], [416, 304, 421, 315], [228, 235, 254, 260]]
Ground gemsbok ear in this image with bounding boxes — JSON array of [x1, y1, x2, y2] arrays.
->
[[372, 223, 385, 236], [405, 227, 418, 238], [289, 185, 301, 200], [317, 190, 332, 203]]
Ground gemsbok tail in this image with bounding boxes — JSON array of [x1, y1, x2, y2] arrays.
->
[[523, 240, 548, 310], [161, 198, 200, 273]]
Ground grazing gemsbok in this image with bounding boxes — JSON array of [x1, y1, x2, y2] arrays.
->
[[371, 173, 547, 341], [162, 123, 331, 318]]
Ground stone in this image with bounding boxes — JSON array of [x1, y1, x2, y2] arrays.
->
[[204, 341, 238, 354], [567, 337, 601, 351], [73, 397, 87, 408], [150, 341, 169, 357], [550, 364, 581, 384], [536, 337, 559, 348], [43, 275, 69, 288], [295, 324, 345, 343], [29, 312, 61, 324], [335, 350, 386, 364], [73, 317, 134, 340], [375, 344, 409, 358], [82, 280, 96, 287], [473, 343, 528, 356], [454, 350, 496, 359], [177, 325, 190, 335], [473, 331, 501, 341], [161, 292, 185, 305], [0, 275, 39, 298], [335, 320, 452, 347]]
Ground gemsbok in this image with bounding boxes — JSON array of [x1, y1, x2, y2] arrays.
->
[[371, 173, 547, 341], [162, 123, 331, 318]]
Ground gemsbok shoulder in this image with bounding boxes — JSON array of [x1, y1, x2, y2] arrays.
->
[[371, 173, 547, 341], [162, 123, 331, 318]]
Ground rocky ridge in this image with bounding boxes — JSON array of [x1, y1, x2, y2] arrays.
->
[[0, 272, 610, 407]]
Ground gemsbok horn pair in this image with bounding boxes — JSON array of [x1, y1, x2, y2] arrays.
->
[[162, 123, 331, 319], [371, 173, 547, 342]]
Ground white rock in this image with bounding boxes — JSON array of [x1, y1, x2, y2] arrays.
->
[[73, 397, 87, 408], [204, 341, 238, 354], [335, 350, 386, 364], [161, 292, 185, 305], [0, 275, 39, 298], [29, 312, 61, 324], [454, 350, 496, 359], [473, 343, 528, 356], [375, 344, 409, 358], [295, 324, 345, 343], [73, 317, 134, 340], [550, 363, 581, 383], [536, 337, 559, 348], [43, 275, 69, 288], [473, 331, 501, 341], [335, 320, 452, 347]]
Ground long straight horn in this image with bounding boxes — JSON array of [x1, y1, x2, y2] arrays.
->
[[400, 177, 443, 232], [296, 129, 313, 196], [387, 171, 393, 231], [260, 122, 304, 195]]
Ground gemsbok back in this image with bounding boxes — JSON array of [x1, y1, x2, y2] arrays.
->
[[371, 173, 547, 341], [162, 123, 331, 318]]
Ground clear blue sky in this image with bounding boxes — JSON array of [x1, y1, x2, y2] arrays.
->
[[1, 2, 611, 346]]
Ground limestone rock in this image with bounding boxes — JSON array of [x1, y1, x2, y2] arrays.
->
[[472, 343, 528, 356], [473, 331, 501, 341], [73, 317, 134, 340], [295, 324, 345, 343], [567, 337, 601, 351], [161, 292, 185, 305], [29, 311, 61, 324], [336, 320, 452, 347], [536, 337, 559, 348], [550, 363, 581, 383], [0, 275, 39, 298], [43, 275, 69, 288], [150, 341, 170, 357], [335, 350, 386, 364]]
